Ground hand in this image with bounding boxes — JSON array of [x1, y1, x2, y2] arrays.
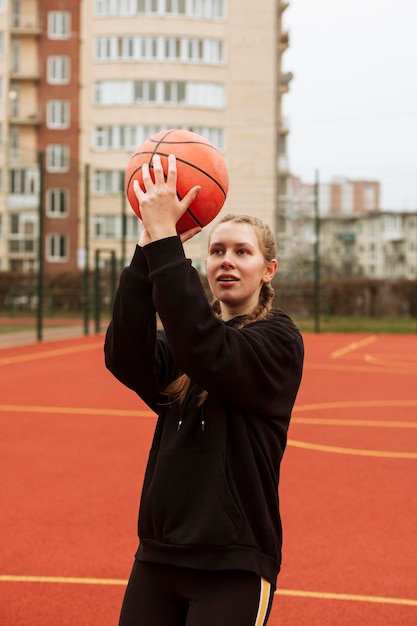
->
[[134, 154, 200, 243]]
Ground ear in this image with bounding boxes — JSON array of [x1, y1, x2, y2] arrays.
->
[[262, 259, 278, 283]]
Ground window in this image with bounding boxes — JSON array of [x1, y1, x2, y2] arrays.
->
[[9, 213, 37, 254], [9, 126, 20, 163], [94, 80, 134, 105], [94, 35, 225, 64], [46, 234, 68, 262], [9, 168, 39, 194], [93, 125, 138, 150], [92, 170, 122, 195], [46, 189, 69, 217], [94, 0, 225, 18], [47, 56, 70, 84], [93, 214, 140, 239], [47, 100, 70, 128], [92, 124, 224, 152], [126, 215, 141, 239], [48, 11, 71, 38], [9, 83, 19, 117], [10, 39, 19, 72], [94, 80, 225, 109], [94, 215, 117, 239], [46, 145, 69, 172]]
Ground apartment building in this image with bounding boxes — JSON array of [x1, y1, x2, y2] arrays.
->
[[289, 175, 380, 216], [285, 209, 417, 280], [285, 174, 417, 279], [0, 0, 291, 273]]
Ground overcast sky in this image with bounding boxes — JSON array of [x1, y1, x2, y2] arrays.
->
[[282, 0, 417, 210]]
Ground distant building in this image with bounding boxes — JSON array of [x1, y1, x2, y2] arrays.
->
[[282, 175, 415, 280], [289, 176, 380, 216]]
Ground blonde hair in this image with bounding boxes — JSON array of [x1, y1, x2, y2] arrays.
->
[[164, 214, 277, 405]]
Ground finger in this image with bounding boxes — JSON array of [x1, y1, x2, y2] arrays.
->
[[152, 154, 165, 184], [180, 185, 201, 209], [166, 154, 177, 187], [133, 178, 144, 200], [179, 226, 202, 243], [140, 163, 153, 192]]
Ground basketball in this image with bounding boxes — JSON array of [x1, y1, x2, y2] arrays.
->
[[125, 129, 229, 233]]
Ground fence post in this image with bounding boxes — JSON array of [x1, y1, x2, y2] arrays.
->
[[36, 151, 44, 342], [313, 170, 321, 333], [83, 164, 90, 335]]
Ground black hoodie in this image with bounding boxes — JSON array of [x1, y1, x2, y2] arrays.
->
[[104, 236, 304, 586]]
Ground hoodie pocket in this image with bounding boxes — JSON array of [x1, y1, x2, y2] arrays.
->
[[138, 449, 244, 547]]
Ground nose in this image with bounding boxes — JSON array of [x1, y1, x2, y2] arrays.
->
[[220, 253, 234, 268]]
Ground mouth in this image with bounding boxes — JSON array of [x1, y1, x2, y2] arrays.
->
[[217, 274, 238, 284]]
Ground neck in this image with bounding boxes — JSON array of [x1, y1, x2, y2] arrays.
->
[[219, 302, 256, 322]]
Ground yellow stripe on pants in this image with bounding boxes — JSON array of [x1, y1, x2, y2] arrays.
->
[[254, 577, 272, 626]]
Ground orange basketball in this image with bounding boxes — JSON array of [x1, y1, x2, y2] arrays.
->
[[125, 129, 229, 234]]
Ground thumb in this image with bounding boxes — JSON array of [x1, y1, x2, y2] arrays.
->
[[181, 185, 201, 210]]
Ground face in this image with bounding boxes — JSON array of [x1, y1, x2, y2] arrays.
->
[[206, 221, 278, 321]]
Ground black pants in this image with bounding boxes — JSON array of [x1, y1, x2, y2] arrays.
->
[[119, 560, 275, 626]]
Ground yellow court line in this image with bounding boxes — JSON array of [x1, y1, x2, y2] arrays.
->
[[305, 362, 416, 375], [288, 438, 417, 459], [0, 404, 154, 418], [331, 335, 377, 359], [0, 342, 103, 366], [341, 352, 417, 361], [292, 417, 417, 429], [0, 574, 125, 586], [1, 400, 416, 421], [1, 575, 416, 607], [293, 399, 417, 412], [364, 354, 417, 371], [276, 588, 417, 607]]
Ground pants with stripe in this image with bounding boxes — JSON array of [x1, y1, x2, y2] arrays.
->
[[119, 560, 275, 626]]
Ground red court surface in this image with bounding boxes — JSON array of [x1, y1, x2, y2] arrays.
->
[[1, 332, 417, 625]]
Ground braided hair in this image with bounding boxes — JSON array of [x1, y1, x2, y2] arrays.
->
[[164, 214, 277, 405]]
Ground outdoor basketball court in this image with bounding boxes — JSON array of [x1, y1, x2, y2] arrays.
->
[[1, 331, 416, 625]]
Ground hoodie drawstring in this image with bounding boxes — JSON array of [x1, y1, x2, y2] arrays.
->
[[177, 404, 206, 432]]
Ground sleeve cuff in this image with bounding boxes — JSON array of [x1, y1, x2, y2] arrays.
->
[[130, 244, 146, 266], [143, 236, 186, 272]]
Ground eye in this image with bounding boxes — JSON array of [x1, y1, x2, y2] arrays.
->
[[237, 248, 250, 255], [209, 247, 223, 255]]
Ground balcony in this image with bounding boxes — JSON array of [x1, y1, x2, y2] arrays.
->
[[10, 68, 41, 81], [11, 14, 42, 36], [9, 113, 41, 126], [8, 194, 40, 210], [279, 32, 290, 52], [382, 216, 404, 241], [278, 71, 293, 93], [382, 227, 404, 242], [8, 237, 37, 255]]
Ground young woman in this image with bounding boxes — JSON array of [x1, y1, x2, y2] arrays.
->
[[104, 154, 304, 626]]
